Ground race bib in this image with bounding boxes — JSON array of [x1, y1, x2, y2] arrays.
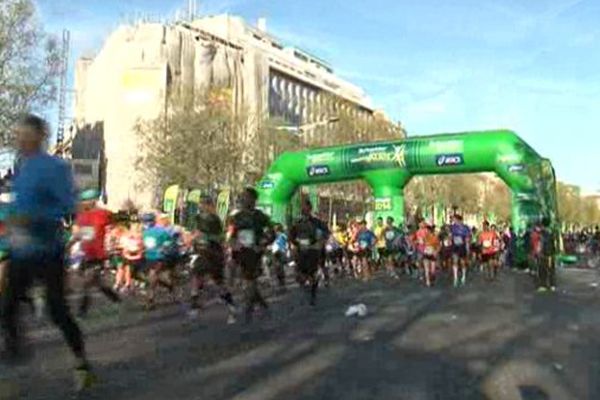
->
[[80, 226, 96, 242], [195, 235, 208, 246], [325, 243, 334, 252], [424, 246, 435, 256], [417, 237, 424, 245], [238, 230, 255, 247], [483, 240, 492, 248], [453, 236, 464, 246], [385, 231, 396, 241], [127, 241, 141, 253], [359, 240, 369, 249], [298, 238, 311, 248], [444, 239, 452, 247], [144, 237, 157, 249]]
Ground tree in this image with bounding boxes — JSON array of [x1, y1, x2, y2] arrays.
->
[[0, 0, 60, 143], [134, 88, 245, 195]]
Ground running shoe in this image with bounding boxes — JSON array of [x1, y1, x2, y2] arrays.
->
[[74, 367, 97, 392], [227, 314, 237, 325], [537, 287, 548, 293]]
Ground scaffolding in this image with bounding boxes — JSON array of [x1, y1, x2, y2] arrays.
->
[[56, 29, 70, 156]]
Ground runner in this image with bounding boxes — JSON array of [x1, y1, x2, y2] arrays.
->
[[121, 222, 144, 293], [289, 199, 329, 306], [271, 223, 288, 291], [404, 224, 417, 276], [354, 220, 376, 281], [450, 215, 470, 287], [72, 189, 121, 317], [479, 221, 501, 280], [470, 226, 481, 271], [333, 224, 350, 275], [382, 217, 402, 279], [2, 115, 95, 390], [531, 218, 556, 292], [315, 213, 331, 288], [374, 217, 386, 269], [423, 224, 441, 287], [439, 224, 454, 274], [141, 212, 174, 310], [189, 195, 237, 323], [109, 221, 128, 293], [325, 226, 344, 277], [228, 187, 273, 323], [414, 221, 430, 282]]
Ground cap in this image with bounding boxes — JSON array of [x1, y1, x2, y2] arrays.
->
[[80, 188, 100, 202], [200, 193, 214, 204], [140, 212, 156, 223]]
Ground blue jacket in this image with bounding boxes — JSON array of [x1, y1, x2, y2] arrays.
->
[[11, 152, 75, 258]]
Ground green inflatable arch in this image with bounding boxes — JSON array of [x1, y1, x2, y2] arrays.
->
[[256, 129, 558, 237]]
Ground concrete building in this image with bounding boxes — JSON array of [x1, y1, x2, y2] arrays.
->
[[71, 14, 384, 210]]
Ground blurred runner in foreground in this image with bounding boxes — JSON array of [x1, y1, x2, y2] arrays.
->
[[2, 115, 95, 391]]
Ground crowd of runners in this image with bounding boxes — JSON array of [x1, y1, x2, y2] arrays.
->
[[0, 114, 560, 393]]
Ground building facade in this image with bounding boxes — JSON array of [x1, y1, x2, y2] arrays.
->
[[72, 14, 385, 210]]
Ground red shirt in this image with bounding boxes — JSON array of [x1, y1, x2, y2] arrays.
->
[[76, 208, 112, 261], [530, 230, 542, 255], [479, 231, 500, 255]]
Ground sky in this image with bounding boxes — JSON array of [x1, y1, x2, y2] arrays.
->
[[36, 0, 600, 192]]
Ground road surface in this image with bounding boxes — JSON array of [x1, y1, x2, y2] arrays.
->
[[4, 265, 600, 400]]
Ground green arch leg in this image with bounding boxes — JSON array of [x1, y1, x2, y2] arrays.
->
[[370, 185, 406, 226]]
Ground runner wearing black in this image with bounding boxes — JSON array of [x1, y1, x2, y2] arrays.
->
[[289, 199, 329, 306], [228, 188, 273, 323], [189, 195, 237, 323]]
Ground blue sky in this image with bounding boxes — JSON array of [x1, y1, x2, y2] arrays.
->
[[37, 0, 600, 192]]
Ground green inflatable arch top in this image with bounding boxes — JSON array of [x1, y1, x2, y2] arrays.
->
[[256, 130, 559, 238]]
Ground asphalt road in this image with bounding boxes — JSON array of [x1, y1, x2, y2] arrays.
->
[[3, 265, 600, 400]]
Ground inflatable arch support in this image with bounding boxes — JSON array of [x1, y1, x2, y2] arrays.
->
[[256, 130, 559, 235]]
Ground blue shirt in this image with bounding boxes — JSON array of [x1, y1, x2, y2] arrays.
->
[[274, 232, 288, 252], [357, 230, 376, 249], [450, 223, 470, 247], [11, 152, 75, 257], [143, 226, 172, 261]]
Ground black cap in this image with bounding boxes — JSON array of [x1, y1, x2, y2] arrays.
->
[[244, 187, 258, 200]]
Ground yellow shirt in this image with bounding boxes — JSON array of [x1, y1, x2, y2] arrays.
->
[[334, 231, 347, 246], [374, 226, 386, 248]]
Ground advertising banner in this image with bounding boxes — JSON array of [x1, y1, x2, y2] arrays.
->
[[163, 185, 180, 225], [217, 188, 231, 222]]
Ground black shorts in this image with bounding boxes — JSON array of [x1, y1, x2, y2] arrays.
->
[[81, 259, 105, 271], [355, 248, 372, 259], [441, 249, 453, 260], [124, 259, 144, 275], [296, 249, 320, 276], [232, 248, 262, 281], [326, 248, 343, 263], [452, 246, 468, 259], [142, 260, 170, 274], [481, 253, 498, 263], [380, 248, 393, 258], [424, 254, 437, 262], [193, 244, 225, 285]]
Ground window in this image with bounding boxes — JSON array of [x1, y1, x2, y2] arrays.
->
[[73, 163, 93, 175]]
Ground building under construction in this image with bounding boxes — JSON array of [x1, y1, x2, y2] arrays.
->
[[71, 14, 388, 210]]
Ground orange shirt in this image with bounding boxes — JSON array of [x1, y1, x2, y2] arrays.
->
[[423, 233, 440, 256], [479, 231, 500, 255], [415, 228, 429, 252]]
